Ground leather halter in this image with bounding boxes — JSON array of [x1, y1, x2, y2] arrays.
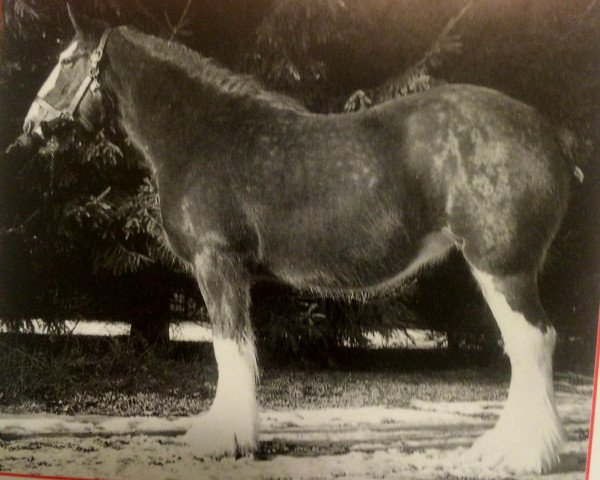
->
[[33, 29, 111, 122]]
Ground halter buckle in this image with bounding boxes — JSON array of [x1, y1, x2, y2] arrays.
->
[[90, 48, 103, 65]]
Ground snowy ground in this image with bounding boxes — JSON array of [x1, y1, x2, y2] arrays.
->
[[0, 376, 592, 480], [1, 320, 442, 348]]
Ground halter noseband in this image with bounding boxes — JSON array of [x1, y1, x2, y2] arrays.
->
[[33, 29, 111, 123]]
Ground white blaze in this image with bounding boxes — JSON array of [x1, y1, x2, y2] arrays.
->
[[36, 64, 61, 99], [23, 41, 78, 133], [40, 41, 78, 98]]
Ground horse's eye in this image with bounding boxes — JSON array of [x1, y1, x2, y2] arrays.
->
[[60, 57, 75, 66]]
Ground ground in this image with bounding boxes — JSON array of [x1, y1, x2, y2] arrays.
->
[[0, 370, 592, 480]]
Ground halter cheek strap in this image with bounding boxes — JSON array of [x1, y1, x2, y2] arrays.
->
[[66, 29, 111, 116], [33, 29, 111, 122]]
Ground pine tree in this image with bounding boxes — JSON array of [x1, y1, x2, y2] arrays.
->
[[0, 117, 201, 343]]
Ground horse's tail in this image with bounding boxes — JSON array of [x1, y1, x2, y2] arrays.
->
[[557, 127, 584, 184]]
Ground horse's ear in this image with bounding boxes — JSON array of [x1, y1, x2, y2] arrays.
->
[[66, 4, 108, 45], [67, 3, 84, 38]]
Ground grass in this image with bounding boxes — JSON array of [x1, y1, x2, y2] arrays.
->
[[0, 334, 214, 414], [0, 332, 592, 417]]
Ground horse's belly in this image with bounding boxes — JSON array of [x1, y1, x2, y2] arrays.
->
[[261, 222, 453, 294]]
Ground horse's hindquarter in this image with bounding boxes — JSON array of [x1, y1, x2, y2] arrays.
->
[[395, 84, 572, 273]]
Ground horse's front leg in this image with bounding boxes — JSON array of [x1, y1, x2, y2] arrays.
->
[[184, 249, 258, 458]]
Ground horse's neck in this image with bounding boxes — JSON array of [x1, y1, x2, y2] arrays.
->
[[105, 31, 248, 170]]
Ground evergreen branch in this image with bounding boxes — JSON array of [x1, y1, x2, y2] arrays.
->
[[11, 0, 40, 20], [153, 239, 194, 277], [168, 0, 194, 41], [344, 1, 472, 112], [93, 243, 154, 276], [3, 208, 40, 236], [419, 0, 473, 67], [394, 0, 472, 77], [131, 0, 163, 30], [94, 186, 112, 203]]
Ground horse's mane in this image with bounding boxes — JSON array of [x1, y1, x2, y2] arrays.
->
[[118, 27, 307, 112]]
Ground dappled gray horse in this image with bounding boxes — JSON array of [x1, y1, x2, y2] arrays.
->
[[22, 10, 581, 474]]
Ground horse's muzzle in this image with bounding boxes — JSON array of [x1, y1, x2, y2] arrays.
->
[[23, 96, 67, 137], [5, 132, 41, 154]]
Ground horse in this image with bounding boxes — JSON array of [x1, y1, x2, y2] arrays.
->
[[21, 9, 580, 474]]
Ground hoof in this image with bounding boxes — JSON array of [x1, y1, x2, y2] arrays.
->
[[460, 421, 564, 475], [184, 409, 257, 459]]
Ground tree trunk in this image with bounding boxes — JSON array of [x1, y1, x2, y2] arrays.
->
[[130, 315, 170, 348], [446, 329, 462, 356]]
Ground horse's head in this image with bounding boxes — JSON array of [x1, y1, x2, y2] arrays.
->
[[23, 5, 110, 137]]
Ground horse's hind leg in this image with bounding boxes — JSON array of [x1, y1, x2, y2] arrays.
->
[[184, 249, 258, 457], [464, 267, 564, 474]]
